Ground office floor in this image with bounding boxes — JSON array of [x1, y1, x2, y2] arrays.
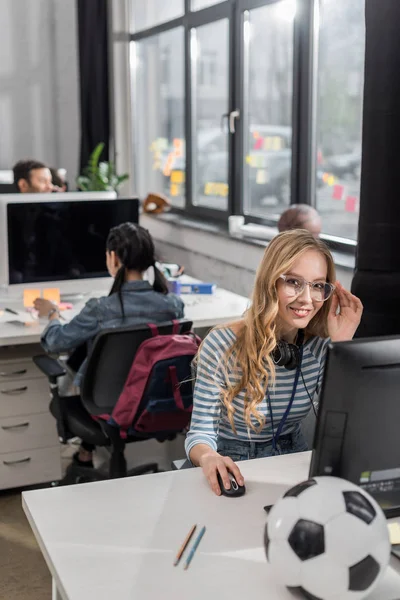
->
[[0, 490, 51, 599], [0, 436, 186, 599], [0, 444, 76, 600]]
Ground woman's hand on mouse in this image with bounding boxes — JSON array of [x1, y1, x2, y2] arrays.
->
[[199, 451, 244, 496]]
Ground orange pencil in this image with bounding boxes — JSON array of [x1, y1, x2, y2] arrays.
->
[[173, 525, 197, 566]]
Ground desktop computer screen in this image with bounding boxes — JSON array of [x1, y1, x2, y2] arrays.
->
[[309, 335, 400, 518], [6, 197, 139, 284]]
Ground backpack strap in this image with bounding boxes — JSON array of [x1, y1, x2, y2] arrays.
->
[[172, 319, 180, 335], [148, 323, 159, 337], [169, 365, 185, 411]]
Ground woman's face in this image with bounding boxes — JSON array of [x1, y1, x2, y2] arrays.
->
[[106, 250, 120, 278], [276, 249, 328, 339]]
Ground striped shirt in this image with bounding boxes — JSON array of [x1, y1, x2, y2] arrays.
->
[[185, 327, 329, 457]]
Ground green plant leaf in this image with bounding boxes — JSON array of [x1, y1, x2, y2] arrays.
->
[[76, 142, 130, 191], [88, 142, 105, 174]]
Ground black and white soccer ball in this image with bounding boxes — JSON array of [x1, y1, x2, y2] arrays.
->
[[264, 476, 391, 600]]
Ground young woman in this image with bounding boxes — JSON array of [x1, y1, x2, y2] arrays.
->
[[34, 222, 184, 466], [185, 230, 363, 495]]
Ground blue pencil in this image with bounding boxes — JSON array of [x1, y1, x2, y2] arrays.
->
[[184, 526, 206, 570]]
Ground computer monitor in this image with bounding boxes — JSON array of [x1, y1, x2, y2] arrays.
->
[[309, 336, 400, 518], [0, 193, 139, 287]]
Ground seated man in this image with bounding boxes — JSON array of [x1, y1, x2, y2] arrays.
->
[[13, 159, 54, 193], [278, 204, 322, 238], [50, 167, 68, 192]]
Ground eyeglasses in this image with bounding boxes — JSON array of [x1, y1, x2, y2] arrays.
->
[[279, 274, 335, 302]]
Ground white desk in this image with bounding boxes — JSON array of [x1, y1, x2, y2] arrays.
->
[[0, 275, 249, 347], [0, 276, 248, 491], [22, 452, 400, 600]]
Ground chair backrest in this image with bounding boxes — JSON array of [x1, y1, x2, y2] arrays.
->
[[81, 319, 193, 416]]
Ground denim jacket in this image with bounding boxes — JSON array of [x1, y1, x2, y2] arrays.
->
[[41, 280, 185, 386]]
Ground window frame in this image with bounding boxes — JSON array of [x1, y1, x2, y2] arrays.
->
[[128, 0, 360, 251]]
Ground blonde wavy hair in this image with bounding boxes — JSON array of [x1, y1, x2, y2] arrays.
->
[[210, 229, 336, 433]]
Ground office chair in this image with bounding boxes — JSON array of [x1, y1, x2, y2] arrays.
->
[[33, 319, 193, 484]]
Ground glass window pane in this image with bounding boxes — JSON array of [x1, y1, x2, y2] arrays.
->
[[130, 0, 184, 33], [191, 0, 223, 11], [132, 28, 185, 208], [192, 20, 229, 211], [243, 1, 295, 217], [316, 0, 365, 240]]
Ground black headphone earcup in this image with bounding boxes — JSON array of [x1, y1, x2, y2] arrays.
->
[[285, 344, 301, 370], [272, 341, 301, 370], [272, 341, 290, 367]]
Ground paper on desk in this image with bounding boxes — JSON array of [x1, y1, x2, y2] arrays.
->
[[389, 522, 400, 545], [23, 289, 41, 307], [43, 288, 61, 304]]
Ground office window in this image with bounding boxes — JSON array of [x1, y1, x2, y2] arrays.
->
[[192, 20, 229, 211], [132, 28, 185, 208], [130, 0, 184, 33], [191, 0, 223, 11], [315, 0, 365, 240], [243, 2, 294, 218]]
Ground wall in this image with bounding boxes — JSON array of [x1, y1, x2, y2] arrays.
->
[[0, 0, 80, 185], [141, 214, 354, 297]]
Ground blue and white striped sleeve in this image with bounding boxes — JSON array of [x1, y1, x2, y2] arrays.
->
[[185, 330, 227, 458]]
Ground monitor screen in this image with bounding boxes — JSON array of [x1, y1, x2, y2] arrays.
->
[[7, 198, 139, 284], [309, 336, 400, 518]]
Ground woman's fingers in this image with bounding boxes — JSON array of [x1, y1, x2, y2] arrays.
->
[[217, 462, 231, 490], [207, 469, 221, 496], [336, 282, 363, 315], [225, 457, 244, 486], [329, 291, 339, 316]]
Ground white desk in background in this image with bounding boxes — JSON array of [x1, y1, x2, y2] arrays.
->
[[22, 451, 400, 600], [0, 275, 249, 346], [0, 276, 249, 491]]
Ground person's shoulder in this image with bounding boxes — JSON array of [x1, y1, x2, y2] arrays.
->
[[305, 335, 330, 361], [202, 326, 237, 355], [165, 291, 184, 308]]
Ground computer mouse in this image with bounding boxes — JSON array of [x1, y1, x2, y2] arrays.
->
[[217, 472, 246, 497]]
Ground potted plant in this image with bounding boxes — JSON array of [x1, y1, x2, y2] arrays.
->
[[76, 142, 129, 192]]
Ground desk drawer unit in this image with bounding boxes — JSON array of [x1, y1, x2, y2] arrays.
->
[[0, 446, 62, 490], [0, 412, 58, 453], [0, 360, 44, 382], [0, 377, 50, 418]]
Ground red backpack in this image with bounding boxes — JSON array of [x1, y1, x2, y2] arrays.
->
[[103, 322, 200, 437]]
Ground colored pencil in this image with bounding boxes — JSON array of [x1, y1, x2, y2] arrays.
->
[[174, 525, 197, 566], [183, 526, 206, 570]]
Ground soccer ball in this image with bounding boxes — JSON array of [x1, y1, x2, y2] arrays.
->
[[264, 476, 391, 600]]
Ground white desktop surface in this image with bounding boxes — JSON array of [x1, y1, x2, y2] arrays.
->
[[0, 276, 249, 347], [22, 452, 400, 600]]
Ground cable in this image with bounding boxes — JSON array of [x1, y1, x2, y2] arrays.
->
[[300, 370, 317, 418]]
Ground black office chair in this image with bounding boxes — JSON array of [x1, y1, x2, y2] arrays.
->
[[33, 319, 193, 484]]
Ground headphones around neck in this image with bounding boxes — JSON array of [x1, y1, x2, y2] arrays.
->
[[272, 329, 305, 371]]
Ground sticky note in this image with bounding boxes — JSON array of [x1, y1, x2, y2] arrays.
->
[[333, 184, 344, 200], [24, 289, 41, 308], [171, 170, 185, 184], [43, 288, 61, 305], [388, 523, 400, 544], [256, 170, 268, 185], [345, 196, 357, 213], [170, 183, 179, 197]]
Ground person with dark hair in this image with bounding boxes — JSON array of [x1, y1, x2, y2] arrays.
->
[[50, 167, 68, 192], [278, 204, 322, 238], [33, 222, 184, 467], [13, 159, 54, 193]]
